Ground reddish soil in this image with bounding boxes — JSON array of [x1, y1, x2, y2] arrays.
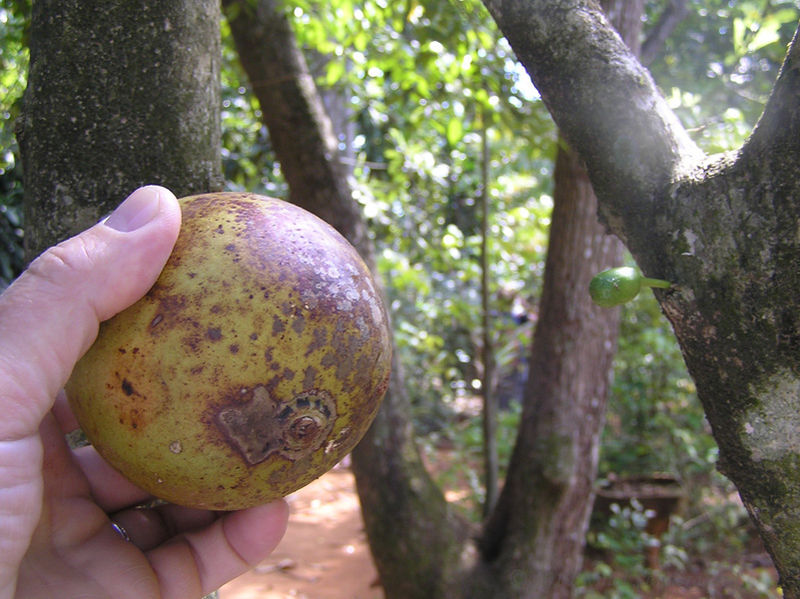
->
[[219, 466, 777, 599], [219, 466, 381, 599]]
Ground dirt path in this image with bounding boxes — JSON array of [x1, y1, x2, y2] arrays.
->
[[219, 467, 382, 599], [219, 466, 776, 599]]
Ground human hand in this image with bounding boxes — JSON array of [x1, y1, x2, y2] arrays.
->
[[0, 186, 288, 599]]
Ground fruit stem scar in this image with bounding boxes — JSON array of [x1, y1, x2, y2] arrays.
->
[[217, 386, 337, 465]]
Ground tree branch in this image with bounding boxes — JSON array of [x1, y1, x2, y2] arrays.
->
[[482, 3, 800, 591], [640, 0, 689, 66], [741, 22, 800, 165], [480, 0, 701, 248]]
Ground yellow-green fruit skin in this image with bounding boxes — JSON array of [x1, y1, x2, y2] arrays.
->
[[66, 193, 392, 510]]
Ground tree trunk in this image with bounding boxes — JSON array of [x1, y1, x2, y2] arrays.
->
[[223, 3, 471, 596], [479, 119, 499, 517], [473, 142, 623, 598], [225, 0, 644, 597], [468, 3, 637, 595], [17, 0, 221, 261], [482, 1, 800, 595], [18, 2, 222, 597]]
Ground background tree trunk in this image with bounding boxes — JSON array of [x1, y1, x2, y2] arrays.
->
[[474, 141, 623, 598], [223, 3, 470, 596], [17, 0, 221, 261], [226, 1, 639, 597], [468, 2, 638, 595], [482, 0, 800, 594]]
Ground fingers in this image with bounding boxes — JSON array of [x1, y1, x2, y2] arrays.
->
[[71, 445, 152, 511], [147, 500, 289, 598], [52, 390, 79, 433], [111, 504, 218, 552], [0, 186, 181, 441]]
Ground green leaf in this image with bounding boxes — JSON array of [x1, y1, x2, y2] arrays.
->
[[446, 116, 463, 146], [748, 20, 781, 52], [325, 59, 346, 86]]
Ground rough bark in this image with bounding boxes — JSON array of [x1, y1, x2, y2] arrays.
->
[[17, 0, 221, 261], [222, 3, 470, 596], [18, 1, 223, 597], [472, 4, 637, 596], [225, 0, 649, 596], [481, 0, 701, 253], [483, 1, 800, 595]]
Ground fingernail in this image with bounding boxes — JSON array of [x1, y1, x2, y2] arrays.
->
[[104, 186, 164, 232]]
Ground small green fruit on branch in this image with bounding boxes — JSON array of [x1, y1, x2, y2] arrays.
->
[[589, 266, 671, 307]]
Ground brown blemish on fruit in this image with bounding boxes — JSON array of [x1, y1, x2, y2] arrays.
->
[[325, 426, 352, 455], [303, 366, 317, 389], [277, 390, 337, 460], [305, 327, 327, 357], [121, 379, 135, 396], [149, 294, 188, 333], [287, 417, 319, 447], [216, 385, 336, 466], [292, 314, 306, 335], [271, 316, 285, 336], [207, 327, 222, 341], [217, 387, 276, 465]]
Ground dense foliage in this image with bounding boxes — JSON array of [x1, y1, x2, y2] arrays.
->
[[0, 1, 26, 288]]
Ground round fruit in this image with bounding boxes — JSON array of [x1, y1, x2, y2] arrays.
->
[[66, 192, 392, 510], [589, 266, 671, 307]]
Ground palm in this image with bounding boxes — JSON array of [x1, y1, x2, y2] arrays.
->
[[17, 412, 171, 597], [12, 408, 286, 599], [0, 187, 286, 599]]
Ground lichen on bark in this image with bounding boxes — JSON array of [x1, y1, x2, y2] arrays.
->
[[18, 0, 222, 260]]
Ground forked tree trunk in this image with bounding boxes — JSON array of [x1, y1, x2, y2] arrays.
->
[[17, 0, 221, 261], [483, 0, 800, 595]]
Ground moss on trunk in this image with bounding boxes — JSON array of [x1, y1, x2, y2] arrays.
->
[[18, 0, 222, 260]]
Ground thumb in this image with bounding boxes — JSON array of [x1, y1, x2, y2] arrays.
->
[[0, 185, 181, 440]]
